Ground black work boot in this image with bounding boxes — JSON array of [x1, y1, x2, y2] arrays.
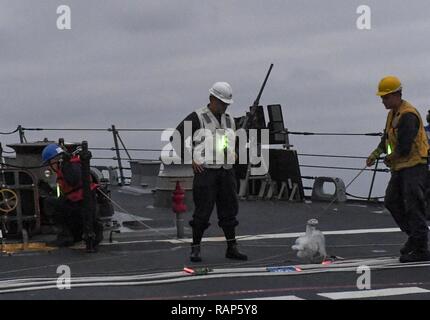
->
[[400, 238, 415, 255], [226, 243, 248, 261], [222, 226, 238, 249], [222, 227, 248, 260], [399, 249, 430, 263], [190, 244, 202, 262], [189, 226, 204, 262]]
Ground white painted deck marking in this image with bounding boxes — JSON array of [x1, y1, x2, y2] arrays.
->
[[113, 211, 152, 221], [318, 287, 430, 300], [165, 227, 403, 244], [103, 227, 406, 245]]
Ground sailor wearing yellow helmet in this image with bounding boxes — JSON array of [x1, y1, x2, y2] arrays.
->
[[367, 76, 430, 262]]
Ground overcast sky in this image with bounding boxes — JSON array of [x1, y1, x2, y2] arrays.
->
[[2, 0, 430, 196]]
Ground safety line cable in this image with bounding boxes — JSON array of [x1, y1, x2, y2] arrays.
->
[[345, 192, 385, 200], [97, 189, 190, 246], [287, 131, 383, 137], [0, 163, 47, 170], [0, 127, 20, 135]]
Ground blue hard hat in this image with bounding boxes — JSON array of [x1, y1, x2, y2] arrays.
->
[[42, 144, 64, 164]]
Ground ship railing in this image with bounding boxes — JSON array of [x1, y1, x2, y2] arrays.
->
[[0, 126, 389, 201], [287, 130, 388, 201]]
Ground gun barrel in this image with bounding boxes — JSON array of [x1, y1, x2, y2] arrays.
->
[[253, 63, 274, 107]]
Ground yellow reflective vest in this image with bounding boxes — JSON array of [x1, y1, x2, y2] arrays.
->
[[385, 100, 429, 171]]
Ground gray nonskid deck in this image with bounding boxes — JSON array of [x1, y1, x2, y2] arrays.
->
[[1, 187, 428, 300]]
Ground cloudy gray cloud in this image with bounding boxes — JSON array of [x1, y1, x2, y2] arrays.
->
[[1, 0, 430, 196]]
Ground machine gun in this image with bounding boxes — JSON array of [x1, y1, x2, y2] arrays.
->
[[235, 64, 274, 197], [238, 63, 274, 130]]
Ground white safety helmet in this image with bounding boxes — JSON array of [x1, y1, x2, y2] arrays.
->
[[209, 82, 234, 104]]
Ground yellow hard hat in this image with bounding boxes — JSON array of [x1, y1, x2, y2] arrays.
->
[[376, 76, 402, 96]]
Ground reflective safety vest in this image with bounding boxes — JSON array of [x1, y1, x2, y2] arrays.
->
[[193, 106, 236, 169], [385, 100, 429, 171], [55, 156, 98, 202]]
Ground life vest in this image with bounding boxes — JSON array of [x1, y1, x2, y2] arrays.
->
[[193, 106, 236, 169], [385, 100, 429, 171], [55, 156, 98, 202]]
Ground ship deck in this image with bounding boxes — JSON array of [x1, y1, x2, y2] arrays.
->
[[1, 187, 429, 300]]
